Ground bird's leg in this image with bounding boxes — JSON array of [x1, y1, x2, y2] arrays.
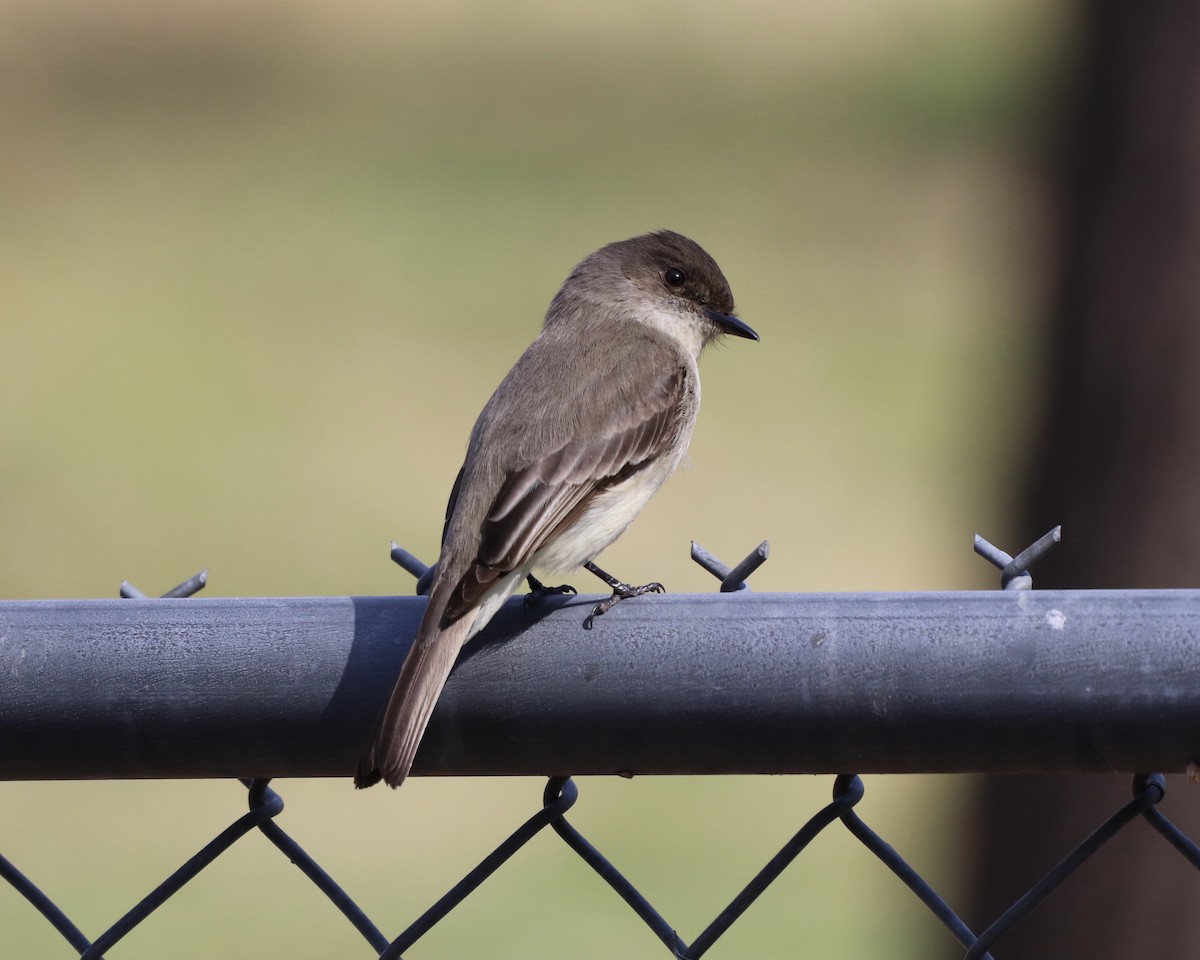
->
[[524, 573, 577, 613], [581, 560, 665, 628]]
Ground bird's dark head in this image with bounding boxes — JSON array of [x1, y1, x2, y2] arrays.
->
[[549, 230, 758, 355], [611, 230, 758, 350]]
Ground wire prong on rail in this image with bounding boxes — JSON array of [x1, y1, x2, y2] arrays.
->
[[120, 570, 207, 599], [691, 541, 731, 580], [721, 541, 769, 593], [390, 542, 436, 595], [692, 540, 769, 592], [389, 542, 429, 579], [162, 570, 208, 599], [974, 527, 1062, 590], [1001, 526, 1062, 586], [972, 535, 1012, 569]]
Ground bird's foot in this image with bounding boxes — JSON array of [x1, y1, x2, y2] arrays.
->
[[524, 573, 577, 614], [581, 561, 665, 629]]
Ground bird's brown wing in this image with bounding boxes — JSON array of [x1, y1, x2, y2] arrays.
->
[[355, 358, 687, 789], [440, 466, 465, 548], [441, 362, 686, 624]]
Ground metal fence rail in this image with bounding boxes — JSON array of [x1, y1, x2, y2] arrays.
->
[[3, 533, 1200, 958], [4, 589, 1200, 779]]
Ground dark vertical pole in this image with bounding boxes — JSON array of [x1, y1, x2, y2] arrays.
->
[[966, 2, 1200, 954]]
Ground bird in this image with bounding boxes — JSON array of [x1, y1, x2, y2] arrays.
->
[[355, 230, 758, 788]]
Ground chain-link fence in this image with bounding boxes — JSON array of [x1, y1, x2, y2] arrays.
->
[[3, 530, 1200, 957]]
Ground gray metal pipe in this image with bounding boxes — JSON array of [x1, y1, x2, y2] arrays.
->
[[1, 590, 1198, 780]]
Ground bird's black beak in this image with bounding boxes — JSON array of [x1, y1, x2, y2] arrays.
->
[[704, 307, 759, 341]]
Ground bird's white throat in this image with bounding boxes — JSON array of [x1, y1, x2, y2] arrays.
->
[[631, 301, 709, 360]]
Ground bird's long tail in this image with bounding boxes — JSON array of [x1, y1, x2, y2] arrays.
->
[[355, 610, 474, 789]]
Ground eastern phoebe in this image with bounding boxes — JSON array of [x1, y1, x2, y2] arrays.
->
[[356, 230, 757, 788]]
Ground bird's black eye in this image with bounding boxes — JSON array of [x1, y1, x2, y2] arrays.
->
[[664, 267, 685, 288]]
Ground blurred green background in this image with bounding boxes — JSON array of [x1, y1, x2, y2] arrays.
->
[[1, 0, 1068, 956]]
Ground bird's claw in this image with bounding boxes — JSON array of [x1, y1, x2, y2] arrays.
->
[[524, 574, 578, 614], [582, 580, 665, 629]]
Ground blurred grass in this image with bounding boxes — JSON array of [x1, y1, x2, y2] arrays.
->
[[0, 0, 1068, 956]]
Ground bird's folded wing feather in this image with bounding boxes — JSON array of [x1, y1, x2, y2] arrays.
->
[[442, 362, 686, 624]]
